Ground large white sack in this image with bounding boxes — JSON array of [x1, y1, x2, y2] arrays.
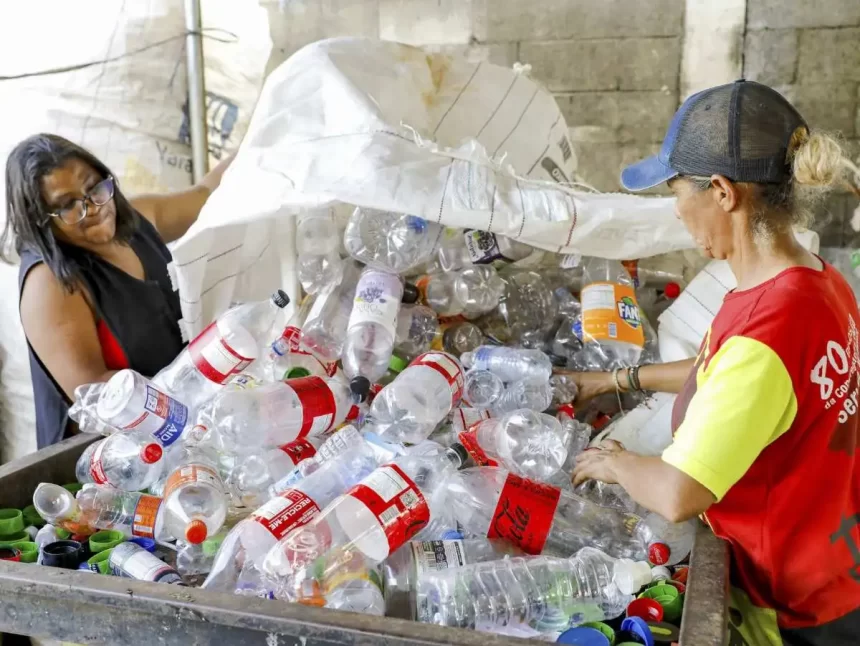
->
[[172, 37, 694, 339], [0, 0, 270, 462]]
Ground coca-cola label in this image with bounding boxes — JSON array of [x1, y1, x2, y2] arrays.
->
[[89, 441, 108, 484], [251, 489, 321, 539], [346, 465, 429, 553], [488, 473, 561, 555], [278, 438, 319, 466], [412, 352, 464, 407], [188, 321, 254, 384], [132, 494, 162, 538], [458, 429, 498, 467], [289, 376, 336, 437], [164, 465, 221, 498], [123, 386, 187, 447]]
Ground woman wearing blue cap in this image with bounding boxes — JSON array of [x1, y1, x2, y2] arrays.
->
[[566, 80, 860, 645]]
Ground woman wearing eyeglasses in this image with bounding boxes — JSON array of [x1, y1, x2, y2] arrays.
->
[[1, 133, 233, 448]]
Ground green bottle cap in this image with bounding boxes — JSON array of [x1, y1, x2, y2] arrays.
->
[[62, 483, 84, 494], [0, 531, 30, 547], [55, 527, 71, 540], [86, 548, 114, 575], [202, 530, 228, 557], [22, 505, 45, 528], [389, 355, 408, 373], [285, 367, 311, 379], [0, 509, 24, 535], [89, 530, 125, 553], [11, 541, 38, 563], [639, 583, 683, 624]]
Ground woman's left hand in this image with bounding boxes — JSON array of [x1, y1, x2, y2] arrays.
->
[[571, 439, 626, 487]]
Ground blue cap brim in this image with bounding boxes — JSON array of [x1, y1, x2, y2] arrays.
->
[[620, 155, 678, 192]]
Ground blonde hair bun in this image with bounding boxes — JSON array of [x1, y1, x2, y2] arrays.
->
[[792, 130, 856, 189]]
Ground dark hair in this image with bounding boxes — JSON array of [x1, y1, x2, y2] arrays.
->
[[1, 133, 137, 292]]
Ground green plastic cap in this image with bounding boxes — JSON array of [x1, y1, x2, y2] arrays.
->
[[389, 355, 408, 373], [87, 548, 114, 575], [11, 541, 38, 564], [62, 483, 84, 494], [0, 531, 30, 548], [89, 530, 125, 553], [0, 509, 24, 535], [22, 505, 45, 528], [55, 527, 71, 540], [202, 530, 228, 557], [285, 367, 311, 379]]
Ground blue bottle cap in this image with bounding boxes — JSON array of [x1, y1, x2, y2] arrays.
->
[[556, 627, 610, 646], [440, 530, 463, 540], [129, 537, 156, 553], [620, 617, 655, 646]]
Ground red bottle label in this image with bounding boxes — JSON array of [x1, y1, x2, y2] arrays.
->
[[488, 473, 561, 555], [278, 438, 319, 466], [89, 441, 108, 484], [251, 489, 322, 540], [290, 376, 337, 438], [281, 327, 337, 376], [411, 352, 464, 406], [188, 321, 254, 384], [458, 429, 498, 467], [346, 464, 429, 554]]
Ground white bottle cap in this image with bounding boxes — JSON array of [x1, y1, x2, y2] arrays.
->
[[650, 565, 672, 582], [613, 558, 653, 595]]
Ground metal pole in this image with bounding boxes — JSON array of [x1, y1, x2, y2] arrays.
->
[[184, 0, 209, 182]]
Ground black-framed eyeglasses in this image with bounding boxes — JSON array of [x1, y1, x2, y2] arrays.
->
[[46, 176, 115, 226]]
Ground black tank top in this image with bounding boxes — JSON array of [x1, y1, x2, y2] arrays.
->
[[18, 213, 185, 448]]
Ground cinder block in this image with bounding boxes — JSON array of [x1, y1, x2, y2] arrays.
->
[[557, 91, 678, 144], [572, 140, 667, 194], [482, 0, 684, 41], [744, 29, 798, 86], [780, 83, 858, 137], [797, 28, 860, 84], [521, 38, 681, 92], [379, 0, 472, 46], [747, 0, 860, 30], [426, 43, 518, 68]]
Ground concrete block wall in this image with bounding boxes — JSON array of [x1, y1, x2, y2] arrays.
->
[[264, 0, 860, 242]]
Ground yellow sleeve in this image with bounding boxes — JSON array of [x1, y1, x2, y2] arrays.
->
[[662, 335, 798, 501]]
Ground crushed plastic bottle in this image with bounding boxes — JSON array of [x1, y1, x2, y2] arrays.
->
[[75, 430, 164, 491], [344, 208, 442, 274], [478, 269, 557, 347], [415, 547, 652, 633], [462, 370, 504, 409], [436, 321, 484, 357], [461, 346, 552, 384], [395, 305, 440, 360], [154, 291, 291, 411], [422, 266, 505, 318], [162, 446, 227, 545], [76, 483, 172, 541], [295, 208, 345, 295], [493, 380, 554, 413], [68, 383, 115, 436], [439, 230, 532, 271]]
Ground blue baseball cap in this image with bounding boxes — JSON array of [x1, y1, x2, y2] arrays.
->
[[621, 79, 808, 192]]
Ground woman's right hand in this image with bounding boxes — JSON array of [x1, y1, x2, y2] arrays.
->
[[554, 369, 616, 405]]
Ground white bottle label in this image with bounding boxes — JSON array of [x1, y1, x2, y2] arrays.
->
[[122, 386, 188, 447], [452, 408, 493, 434], [412, 352, 465, 406], [411, 540, 468, 575], [348, 272, 402, 337], [163, 465, 221, 498], [119, 549, 180, 583], [188, 321, 255, 384], [251, 489, 321, 540]]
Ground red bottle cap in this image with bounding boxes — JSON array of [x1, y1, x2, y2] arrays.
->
[[649, 542, 671, 565], [557, 404, 576, 418], [627, 597, 664, 622], [140, 443, 163, 464], [185, 519, 208, 544], [664, 282, 681, 299]]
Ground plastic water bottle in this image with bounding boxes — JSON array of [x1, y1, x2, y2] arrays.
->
[[580, 258, 644, 367], [461, 346, 552, 384], [551, 314, 584, 363], [549, 374, 579, 406], [195, 375, 353, 454], [162, 446, 227, 545], [493, 379, 553, 413], [458, 409, 568, 481], [295, 208, 344, 295], [450, 407, 495, 434], [300, 260, 361, 363], [203, 429, 384, 594], [344, 207, 442, 274], [68, 383, 115, 436], [462, 370, 504, 408], [446, 467, 684, 565], [343, 268, 405, 401], [383, 538, 524, 619], [75, 431, 164, 491], [261, 445, 468, 601], [109, 541, 185, 584], [437, 321, 484, 357], [367, 352, 465, 445], [76, 484, 171, 541], [415, 547, 653, 632], [422, 266, 505, 318], [32, 483, 94, 536], [97, 370, 190, 448], [395, 305, 440, 361], [154, 291, 291, 410], [439, 230, 532, 271], [478, 269, 557, 348]]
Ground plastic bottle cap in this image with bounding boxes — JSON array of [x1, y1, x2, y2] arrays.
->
[[448, 443, 470, 468], [11, 541, 38, 563], [556, 627, 610, 646], [0, 531, 31, 547], [627, 597, 664, 622], [129, 537, 157, 553], [285, 367, 311, 379], [388, 355, 408, 373], [648, 542, 671, 566], [23, 505, 45, 528], [0, 509, 24, 535], [440, 529, 463, 540], [664, 282, 681, 299], [614, 559, 653, 595], [401, 283, 420, 304], [620, 617, 655, 646], [185, 519, 208, 544], [89, 530, 125, 553], [272, 290, 291, 308], [0, 547, 21, 562], [349, 376, 371, 403], [140, 443, 163, 464], [557, 404, 576, 418], [650, 565, 672, 582]]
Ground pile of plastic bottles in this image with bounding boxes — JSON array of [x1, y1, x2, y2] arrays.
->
[[27, 207, 694, 640]]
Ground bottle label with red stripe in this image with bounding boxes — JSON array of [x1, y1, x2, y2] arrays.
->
[[411, 352, 464, 407], [458, 429, 498, 467], [89, 441, 108, 484], [188, 321, 255, 384], [278, 438, 319, 466], [346, 464, 429, 554], [251, 489, 322, 539], [289, 376, 337, 437], [280, 327, 338, 377], [451, 407, 492, 433], [488, 473, 560, 555], [132, 494, 163, 538]]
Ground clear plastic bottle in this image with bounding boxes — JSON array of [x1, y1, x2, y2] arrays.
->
[[343, 207, 442, 274], [437, 321, 484, 357], [550, 374, 579, 406], [423, 266, 505, 318], [580, 258, 644, 367], [68, 383, 116, 436], [383, 538, 524, 619], [447, 467, 684, 565], [367, 352, 465, 445], [295, 208, 344, 295], [450, 407, 495, 434], [76, 483, 171, 541], [261, 446, 469, 600], [109, 541, 185, 584], [462, 370, 504, 408], [153, 291, 291, 410], [195, 376, 353, 454], [440, 230, 532, 271], [162, 446, 227, 545], [203, 429, 382, 594], [551, 314, 584, 362], [493, 380, 553, 413], [75, 431, 164, 491], [32, 483, 93, 536], [557, 407, 592, 466], [461, 346, 552, 384], [458, 409, 568, 481], [478, 269, 557, 348], [301, 260, 361, 364], [97, 370, 190, 448], [395, 304, 440, 361], [343, 268, 405, 401], [415, 547, 652, 632]]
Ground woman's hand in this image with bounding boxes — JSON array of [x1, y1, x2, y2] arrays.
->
[[553, 369, 615, 405], [571, 439, 625, 487]]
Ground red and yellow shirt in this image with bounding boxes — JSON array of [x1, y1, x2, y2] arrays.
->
[[665, 261, 860, 633]]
